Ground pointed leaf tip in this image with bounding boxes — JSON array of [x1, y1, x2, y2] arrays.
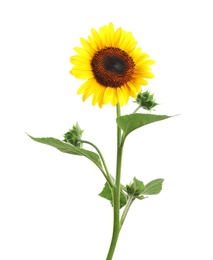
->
[[28, 135, 102, 169], [116, 113, 171, 137]]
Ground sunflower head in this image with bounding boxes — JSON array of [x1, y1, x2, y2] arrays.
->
[[70, 23, 154, 108]]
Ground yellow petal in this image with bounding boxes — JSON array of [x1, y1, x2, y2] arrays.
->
[[116, 29, 127, 48], [73, 47, 91, 59], [119, 32, 135, 52], [77, 78, 95, 94], [108, 22, 115, 46], [142, 72, 155, 78], [90, 28, 103, 50], [97, 86, 107, 108], [103, 87, 118, 106], [71, 63, 91, 70], [137, 59, 155, 66], [113, 27, 122, 46], [98, 87, 107, 108], [71, 68, 94, 79], [80, 38, 95, 55], [70, 55, 90, 65], [132, 51, 149, 62], [82, 82, 97, 101], [99, 25, 111, 47], [92, 83, 105, 106], [126, 82, 138, 96], [120, 85, 130, 104], [117, 87, 127, 106]]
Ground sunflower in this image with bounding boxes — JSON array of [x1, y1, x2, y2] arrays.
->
[[70, 23, 154, 108]]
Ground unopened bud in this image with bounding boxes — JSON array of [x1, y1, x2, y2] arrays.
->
[[63, 122, 84, 148], [135, 90, 158, 111]]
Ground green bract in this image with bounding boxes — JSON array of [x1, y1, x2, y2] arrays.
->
[[135, 90, 158, 111], [63, 122, 84, 147], [126, 177, 145, 196]]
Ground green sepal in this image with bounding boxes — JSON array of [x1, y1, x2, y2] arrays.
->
[[126, 177, 145, 196], [27, 135, 103, 170], [99, 182, 127, 209], [143, 178, 164, 195], [135, 194, 145, 200], [116, 113, 171, 137]]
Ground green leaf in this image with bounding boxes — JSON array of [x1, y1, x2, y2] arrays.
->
[[116, 113, 171, 137], [119, 192, 127, 208], [28, 135, 102, 169], [143, 178, 164, 195], [99, 182, 112, 201], [99, 182, 127, 209]]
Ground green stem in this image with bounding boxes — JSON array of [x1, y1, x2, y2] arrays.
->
[[80, 139, 114, 188], [106, 104, 123, 260], [120, 195, 135, 230], [133, 105, 141, 114]]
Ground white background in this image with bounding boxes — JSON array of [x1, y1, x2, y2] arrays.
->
[[1, 0, 213, 259]]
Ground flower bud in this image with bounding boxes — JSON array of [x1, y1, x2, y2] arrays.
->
[[135, 90, 158, 111], [63, 123, 84, 148], [126, 177, 145, 197]]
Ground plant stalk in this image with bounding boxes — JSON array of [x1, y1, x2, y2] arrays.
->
[[106, 104, 123, 260], [119, 195, 135, 230], [79, 139, 114, 188], [133, 105, 141, 114]]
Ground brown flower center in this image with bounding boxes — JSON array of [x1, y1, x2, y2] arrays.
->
[[91, 47, 135, 87]]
